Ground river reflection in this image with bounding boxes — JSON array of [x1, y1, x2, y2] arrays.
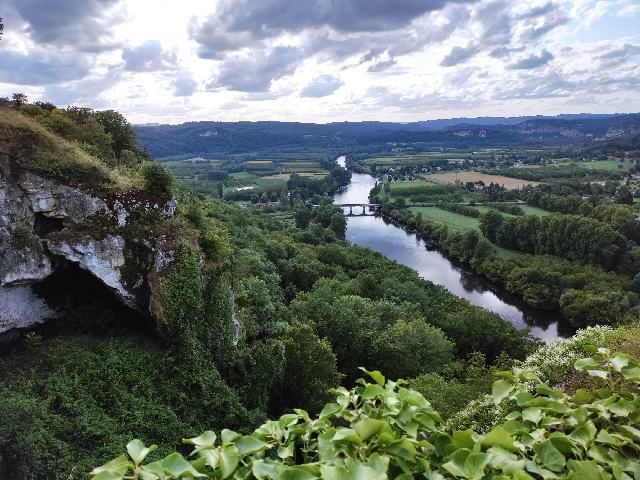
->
[[334, 157, 571, 342]]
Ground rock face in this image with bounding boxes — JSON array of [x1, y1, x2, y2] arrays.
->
[[0, 155, 176, 334]]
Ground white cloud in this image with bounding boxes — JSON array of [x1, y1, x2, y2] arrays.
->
[[0, 0, 637, 122]]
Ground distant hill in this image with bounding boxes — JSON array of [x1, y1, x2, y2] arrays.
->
[[134, 114, 640, 158]]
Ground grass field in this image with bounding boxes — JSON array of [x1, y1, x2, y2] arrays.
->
[[577, 160, 630, 171], [421, 171, 539, 189], [474, 204, 551, 217], [410, 206, 480, 231]]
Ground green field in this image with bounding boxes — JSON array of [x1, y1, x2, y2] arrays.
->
[[474, 204, 551, 217], [410, 206, 480, 231], [576, 160, 630, 171]]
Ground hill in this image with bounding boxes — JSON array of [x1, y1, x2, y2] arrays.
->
[[134, 114, 640, 158]]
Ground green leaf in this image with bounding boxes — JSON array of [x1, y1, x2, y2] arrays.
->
[[610, 354, 631, 372], [354, 418, 386, 441], [568, 421, 596, 450], [92, 472, 125, 480], [587, 369, 609, 379], [492, 380, 514, 404], [126, 439, 156, 466], [573, 389, 592, 403], [277, 466, 319, 480], [184, 431, 217, 447], [277, 444, 295, 459], [452, 430, 479, 450], [333, 427, 362, 444], [621, 366, 640, 382], [360, 384, 386, 399], [361, 368, 386, 386], [575, 358, 599, 371], [221, 429, 241, 444], [219, 445, 239, 479], [235, 435, 270, 455], [533, 440, 566, 473], [522, 407, 543, 425], [162, 453, 206, 478], [91, 454, 132, 477], [482, 426, 517, 452], [252, 459, 278, 479], [567, 460, 604, 480]]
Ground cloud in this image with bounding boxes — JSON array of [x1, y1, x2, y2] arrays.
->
[[211, 46, 303, 92], [122, 41, 177, 71], [190, 0, 474, 72], [440, 44, 480, 66], [300, 75, 343, 97], [367, 59, 398, 72], [42, 69, 121, 105], [172, 71, 198, 97], [359, 48, 386, 64], [519, 9, 568, 42], [508, 49, 554, 69], [2, 0, 124, 52], [0, 49, 90, 85]]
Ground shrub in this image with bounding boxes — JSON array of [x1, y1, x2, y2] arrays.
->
[[142, 162, 174, 198]]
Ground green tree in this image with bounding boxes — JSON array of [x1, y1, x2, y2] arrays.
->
[[94, 109, 137, 156], [271, 322, 342, 414], [11, 92, 27, 109], [373, 319, 454, 379]]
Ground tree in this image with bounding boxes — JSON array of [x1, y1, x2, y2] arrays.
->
[[293, 202, 312, 229], [372, 319, 454, 379], [11, 93, 27, 109], [270, 322, 342, 414], [614, 185, 633, 205], [94, 109, 137, 156]]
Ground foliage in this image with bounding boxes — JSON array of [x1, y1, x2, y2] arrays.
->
[[479, 211, 628, 270], [270, 322, 343, 414], [0, 335, 254, 480], [142, 161, 175, 198], [92, 348, 640, 480]]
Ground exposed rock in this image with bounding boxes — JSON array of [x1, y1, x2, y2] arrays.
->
[[1, 238, 52, 285], [18, 169, 108, 222], [47, 234, 135, 308], [0, 285, 56, 332]]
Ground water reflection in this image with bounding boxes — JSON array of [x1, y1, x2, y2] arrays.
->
[[334, 157, 570, 342]]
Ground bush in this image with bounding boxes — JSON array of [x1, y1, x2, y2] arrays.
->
[[141, 162, 174, 198]]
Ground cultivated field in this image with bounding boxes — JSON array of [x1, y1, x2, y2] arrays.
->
[[422, 171, 539, 189]]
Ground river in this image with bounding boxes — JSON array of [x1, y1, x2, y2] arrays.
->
[[333, 156, 569, 342]]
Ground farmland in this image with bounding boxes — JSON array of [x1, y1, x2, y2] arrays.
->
[[422, 171, 539, 189]]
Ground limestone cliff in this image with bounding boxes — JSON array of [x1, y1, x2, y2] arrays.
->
[[0, 154, 176, 334]]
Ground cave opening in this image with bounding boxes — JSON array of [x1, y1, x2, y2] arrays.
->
[[31, 257, 153, 339], [33, 212, 65, 237]]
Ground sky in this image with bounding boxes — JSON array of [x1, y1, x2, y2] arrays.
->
[[0, 0, 639, 124]]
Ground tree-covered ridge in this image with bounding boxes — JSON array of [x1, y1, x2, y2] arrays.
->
[[92, 347, 640, 480]]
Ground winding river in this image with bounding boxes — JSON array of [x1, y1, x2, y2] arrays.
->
[[333, 156, 570, 342]]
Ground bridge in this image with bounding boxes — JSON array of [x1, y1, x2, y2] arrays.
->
[[335, 203, 382, 216]]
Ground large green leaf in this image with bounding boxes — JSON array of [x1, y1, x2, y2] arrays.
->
[[492, 380, 514, 404], [533, 440, 566, 473]]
